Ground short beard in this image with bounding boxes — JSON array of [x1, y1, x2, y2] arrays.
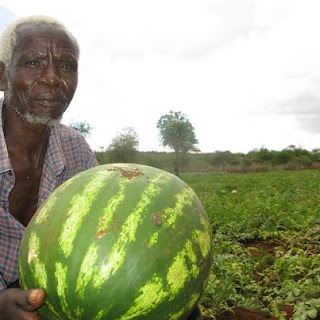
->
[[12, 104, 62, 127], [6, 83, 64, 127]]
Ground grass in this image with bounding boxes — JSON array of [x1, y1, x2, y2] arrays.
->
[[182, 170, 320, 320]]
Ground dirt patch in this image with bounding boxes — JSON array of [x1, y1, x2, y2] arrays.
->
[[244, 240, 277, 281], [216, 307, 277, 320], [245, 240, 277, 256], [213, 305, 295, 320], [215, 305, 320, 320]]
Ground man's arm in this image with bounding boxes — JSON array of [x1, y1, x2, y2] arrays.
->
[[0, 288, 45, 320]]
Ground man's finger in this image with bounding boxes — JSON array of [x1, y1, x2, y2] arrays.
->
[[15, 288, 45, 311]]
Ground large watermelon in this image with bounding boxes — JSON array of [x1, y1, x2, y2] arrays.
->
[[19, 163, 213, 320]]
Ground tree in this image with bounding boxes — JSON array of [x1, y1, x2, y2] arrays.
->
[[157, 110, 198, 176], [69, 121, 92, 138], [107, 127, 139, 163], [275, 149, 295, 167], [210, 151, 232, 171], [311, 149, 320, 163], [285, 145, 310, 170]]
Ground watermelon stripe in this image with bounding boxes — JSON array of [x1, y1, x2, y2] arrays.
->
[[122, 172, 169, 242], [119, 274, 168, 319], [75, 305, 85, 318], [168, 293, 200, 320], [19, 164, 213, 320], [26, 233, 48, 289], [76, 243, 99, 297], [148, 187, 194, 247], [166, 238, 200, 295], [46, 302, 64, 319], [120, 235, 201, 319], [59, 170, 112, 257], [184, 240, 200, 278], [93, 309, 109, 320], [35, 177, 76, 225], [55, 262, 71, 317], [34, 194, 58, 225], [192, 216, 212, 258], [93, 172, 170, 289], [98, 178, 128, 235], [166, 187, 194, 225]]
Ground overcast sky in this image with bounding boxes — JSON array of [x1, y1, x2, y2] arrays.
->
[[1, 0, 320, 153]]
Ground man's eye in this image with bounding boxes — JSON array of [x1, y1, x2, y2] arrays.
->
[[25, 59, 41, 66], [59, 62, 76, 71]]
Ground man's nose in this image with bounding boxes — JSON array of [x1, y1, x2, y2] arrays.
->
[[38, 63, 64, 87]]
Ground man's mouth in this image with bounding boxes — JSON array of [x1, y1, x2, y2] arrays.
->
[[31, 94, 68, 107]]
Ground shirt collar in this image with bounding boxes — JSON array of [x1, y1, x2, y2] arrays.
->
[[0, 98, 12, 174], [45, 126, 67, 177], [0, 98, 66, 177]]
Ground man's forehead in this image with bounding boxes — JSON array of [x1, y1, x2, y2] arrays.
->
[[17, 22, 65, 38], [15, 23, 77, 53]]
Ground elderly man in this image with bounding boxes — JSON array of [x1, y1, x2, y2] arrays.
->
[[0, 16, 204, 320], [0, 16, 98, 318]]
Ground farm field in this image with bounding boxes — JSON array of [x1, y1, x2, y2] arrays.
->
[[182, 170, 320, 320]]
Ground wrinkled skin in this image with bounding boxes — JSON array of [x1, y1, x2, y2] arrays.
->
[[0, 21, 78, 319]]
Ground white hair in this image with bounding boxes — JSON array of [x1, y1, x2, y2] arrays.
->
[[12, 103, 63, 127], [0, 15, 80, 67]]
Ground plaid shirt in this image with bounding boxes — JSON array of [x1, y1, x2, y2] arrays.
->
[[0, 101, 98, 291]]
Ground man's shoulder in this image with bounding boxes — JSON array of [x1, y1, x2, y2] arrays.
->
[[50, 124, 92, 153], [48, 124, 98, 168], [54, 123, 83, 138], [52, 124, 87, 145]]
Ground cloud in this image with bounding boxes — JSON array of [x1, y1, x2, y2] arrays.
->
[[297, 115, 320, 134], [2, 0, 320, 153], [273, 91, 320, 135], [277, 92, 320, 115]]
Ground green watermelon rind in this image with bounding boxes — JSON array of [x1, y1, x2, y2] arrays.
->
[[18, 163, 213, 320]]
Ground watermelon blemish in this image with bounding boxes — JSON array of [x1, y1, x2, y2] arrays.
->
[[96, 230, 107, 239], [27, 248, 38, 263], [107, 165, 142, 180], [151, 212, 163, 227]]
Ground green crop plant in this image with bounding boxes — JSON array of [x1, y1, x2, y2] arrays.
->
[[183, 170, 320, 318]]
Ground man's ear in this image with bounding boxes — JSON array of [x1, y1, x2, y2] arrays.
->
[[0, 62, 7, 91]]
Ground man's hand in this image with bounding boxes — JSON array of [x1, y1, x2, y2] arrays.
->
[[0, 288, 45, 320]]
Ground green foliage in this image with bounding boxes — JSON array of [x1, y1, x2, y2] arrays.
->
[[95, 148, 320, 174], [157, 110, 198, 176], [69, 121, 92, 137], [107, 127, 139, 163], [182, 170, 320, 318], [210, 151, 242, 172]]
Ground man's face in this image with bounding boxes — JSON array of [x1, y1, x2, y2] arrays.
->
[[5, 22, 79, 126]]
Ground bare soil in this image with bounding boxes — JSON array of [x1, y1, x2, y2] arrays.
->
[[215, 305, 293, 320]]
